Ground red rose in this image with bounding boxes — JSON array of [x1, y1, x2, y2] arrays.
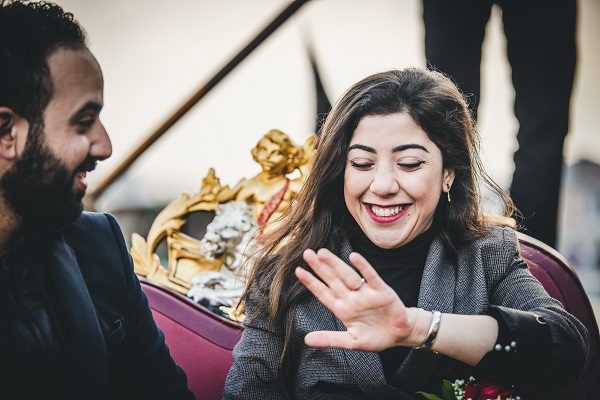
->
[[464, 382, 513, 400]]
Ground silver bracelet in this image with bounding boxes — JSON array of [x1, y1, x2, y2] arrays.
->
[[413, 310, 441, 350]]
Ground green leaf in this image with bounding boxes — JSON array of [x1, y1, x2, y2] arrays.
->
[[415, 392, 443, 400], [441, 380, 456, 400]]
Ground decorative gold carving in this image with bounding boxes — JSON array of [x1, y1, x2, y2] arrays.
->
[[132, 130, 316, 318], [215, 129, 309, 226], [131, 188, 221, 294]]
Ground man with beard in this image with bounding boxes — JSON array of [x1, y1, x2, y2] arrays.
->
[[0, 1, 193, 399]]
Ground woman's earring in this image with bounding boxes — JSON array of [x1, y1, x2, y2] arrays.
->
[[446, 183, 451, 203]]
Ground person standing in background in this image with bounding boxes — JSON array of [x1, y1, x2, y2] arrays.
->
[[423, 0, 577, 248]]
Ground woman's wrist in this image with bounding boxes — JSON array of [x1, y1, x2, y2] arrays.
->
[[413, 310, 441, 350], [404, 307, 438, 348], [429, 313, 498, 365]]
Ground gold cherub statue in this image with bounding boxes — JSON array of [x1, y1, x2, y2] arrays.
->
[[215, 129, 307, 227], [132, 129, 316, 318]]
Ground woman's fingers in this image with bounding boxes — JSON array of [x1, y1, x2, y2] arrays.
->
[[301, 248, 389, 295], [310, 248, 367, 292], [302, 249, 357, 293], [305, 328, 384, 351], [295, 266, 327, 297], [348, 252, 387, 290], [297, 250, 409, 352], [304, 331, 355, 349], [295, 266, 342, 310]]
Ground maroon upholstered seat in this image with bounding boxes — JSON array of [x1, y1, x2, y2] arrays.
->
[[517, 232, 600, 400], [140, 277, 243, 400]]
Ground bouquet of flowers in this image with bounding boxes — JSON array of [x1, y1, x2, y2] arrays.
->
[[416, 376, 521, 400]]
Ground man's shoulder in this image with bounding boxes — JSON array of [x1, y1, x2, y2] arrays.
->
[[63, 211, 125, 253], [69, 211, 115, 228], [63, 212, 131, 283], [65, 211, 120, 238]]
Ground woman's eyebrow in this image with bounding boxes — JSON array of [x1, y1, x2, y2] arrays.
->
[[348, 143, 429, 154], [392, 143, 429, 153], [348, 144, 375, 153]]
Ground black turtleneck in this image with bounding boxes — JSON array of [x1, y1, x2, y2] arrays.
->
[[349, 221, 437, 383]]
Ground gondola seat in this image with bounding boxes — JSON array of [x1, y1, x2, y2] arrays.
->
[[140, 277, 243, 400], [516, 232, 600, 400]]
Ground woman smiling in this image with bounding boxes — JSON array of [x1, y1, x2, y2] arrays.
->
[[223, 68, 588, 399]]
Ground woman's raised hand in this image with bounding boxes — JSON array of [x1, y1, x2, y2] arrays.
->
[[296, 248, 426, 351]]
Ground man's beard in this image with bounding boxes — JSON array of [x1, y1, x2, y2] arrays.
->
[[0, 122, 94, 232]]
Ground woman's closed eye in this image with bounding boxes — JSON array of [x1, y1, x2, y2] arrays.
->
[[349, 160, 374, 170], [398, 161, 424, 170]]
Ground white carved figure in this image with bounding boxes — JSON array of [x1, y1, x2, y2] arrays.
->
[[187, 201, 258, 311], [188, 271, 245, 308]]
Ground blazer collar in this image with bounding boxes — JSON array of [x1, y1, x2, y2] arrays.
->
[[48, 234, 109, 397], [341, 331, 420, 399], [392, 237, 456, 391], [339, 236, 456, 397]]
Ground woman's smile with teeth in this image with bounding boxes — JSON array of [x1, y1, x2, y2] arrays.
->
[[370, 204, 404, 217]]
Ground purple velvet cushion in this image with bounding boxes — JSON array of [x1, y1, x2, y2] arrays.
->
[[141, 278, 243, 400], [518, 232, 600, 400]]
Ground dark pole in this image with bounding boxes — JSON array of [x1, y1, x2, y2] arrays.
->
[[90, 0, 311, 201]]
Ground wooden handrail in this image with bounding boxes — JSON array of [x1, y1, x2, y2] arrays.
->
[[89, 0, 311, 201]]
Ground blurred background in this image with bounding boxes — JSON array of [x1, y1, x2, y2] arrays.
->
[[51, 0, 599, 319]]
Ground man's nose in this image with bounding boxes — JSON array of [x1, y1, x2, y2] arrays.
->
[[90, 122, 112, 160]]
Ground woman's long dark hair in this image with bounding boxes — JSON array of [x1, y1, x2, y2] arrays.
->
[[242, 68, 515, 383]]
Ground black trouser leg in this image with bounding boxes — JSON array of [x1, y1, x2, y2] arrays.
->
[[501, 0, 577, 247], [423, 0, 493, 118]]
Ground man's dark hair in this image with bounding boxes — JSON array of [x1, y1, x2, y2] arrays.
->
[[0, 0, 87, 128]]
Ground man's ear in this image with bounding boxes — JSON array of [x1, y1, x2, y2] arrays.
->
[[0, 107, 21, 160]]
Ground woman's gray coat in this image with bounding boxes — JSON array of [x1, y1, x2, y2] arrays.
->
[[223, 227, 589, 399]]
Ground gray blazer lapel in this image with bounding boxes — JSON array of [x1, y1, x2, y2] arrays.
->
[[48, 236, 109, 396], [343, 344, 416, 399], [392, 237, 456, 391], [339, 240, 425, 399]]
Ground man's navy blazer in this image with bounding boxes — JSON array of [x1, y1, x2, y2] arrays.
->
[[53, 211, 193, 399]]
